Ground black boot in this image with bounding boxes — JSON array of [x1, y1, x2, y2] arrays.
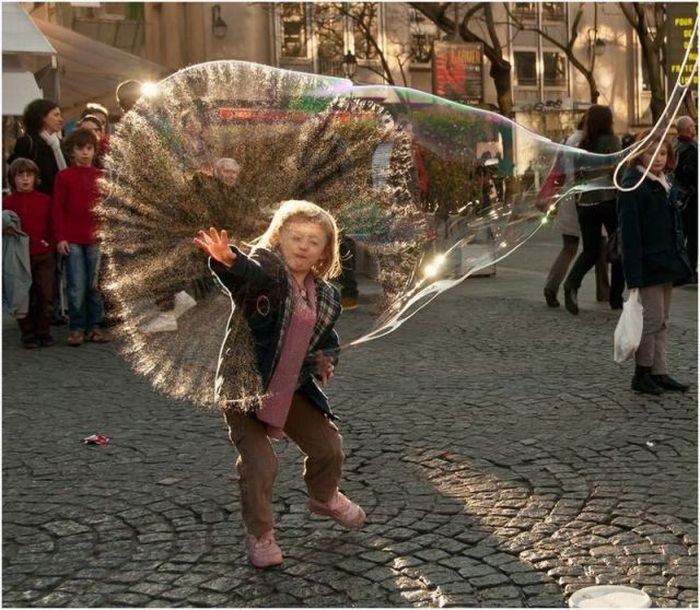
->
[[631, 366, 664, 395], [544, 288, 560, 308], [651, 374, 690, 393], [564, 285, 579, 315]]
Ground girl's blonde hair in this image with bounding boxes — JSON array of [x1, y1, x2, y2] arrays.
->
[[256, 200, 342, 280]]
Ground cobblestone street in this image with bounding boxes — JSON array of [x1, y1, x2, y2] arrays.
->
[[3, 229, 697, 608]]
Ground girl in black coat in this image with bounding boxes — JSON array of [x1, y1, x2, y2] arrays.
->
[[617, 133, 692, 395]]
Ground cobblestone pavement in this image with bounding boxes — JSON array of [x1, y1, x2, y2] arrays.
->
[[3, 229, 697, 608]]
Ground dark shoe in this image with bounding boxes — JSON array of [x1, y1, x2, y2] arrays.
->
[[610, 300, 623, 311], [564, 286, 579, 315], [544, 288, 560, 308], [51, 314, 68, 326], [21, 335, 40, 349], [36, 334, 55, 347], [632, 366, 664, 395], [67, 330, 85, 347], [651, 374, 690, 393]]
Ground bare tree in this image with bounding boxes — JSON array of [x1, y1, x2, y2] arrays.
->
[[409, 2, 514, 117], [619, 2, 668, 122], [504, 3, 601, 103]]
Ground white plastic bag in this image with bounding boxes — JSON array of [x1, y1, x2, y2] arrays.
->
[[614, 289, 643, 363]]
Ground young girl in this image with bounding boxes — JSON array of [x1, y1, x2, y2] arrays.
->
[[53, 128, 110, 346], [3, 158, 55, 348], [194, 200, 366, 569], [617, 133, 692, 395]]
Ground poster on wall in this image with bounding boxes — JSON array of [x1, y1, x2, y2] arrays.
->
[[665, 2, 698, 88], [432, 40, 484, 104]]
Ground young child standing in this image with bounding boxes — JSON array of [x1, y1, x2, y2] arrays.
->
[[52, 128, 110, 346], [617, 134, 692, 395], [3, 158, 55, 348], [194, 200, 366, 569]]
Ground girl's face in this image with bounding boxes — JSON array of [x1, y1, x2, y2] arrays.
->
[[278, 219, 328, 278], [73, 144, 96, 167], [42, 107, 63, 134], [14, 170, 36, 193], [81, 120, 103, 139], [640, 145, 668, 176]]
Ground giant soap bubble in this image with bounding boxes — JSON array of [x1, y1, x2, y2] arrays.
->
[[99, 50, 697, 411]]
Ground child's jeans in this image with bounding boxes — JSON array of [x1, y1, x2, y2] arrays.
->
[[225, 392, 344, 537], [17, 251, 55, 337], [66, 243, 104, 331]]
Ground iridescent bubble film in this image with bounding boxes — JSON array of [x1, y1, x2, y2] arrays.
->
[[99, 57, 696, 410]]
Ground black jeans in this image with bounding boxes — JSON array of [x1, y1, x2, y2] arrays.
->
[[565, 200, 624, 307]]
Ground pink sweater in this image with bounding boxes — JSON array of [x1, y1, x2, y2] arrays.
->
[[256, 275, 317, 439]]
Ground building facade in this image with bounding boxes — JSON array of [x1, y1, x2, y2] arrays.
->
[[25, 2, 695, 136]]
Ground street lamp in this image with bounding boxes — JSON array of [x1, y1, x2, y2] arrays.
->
[[587, 28, 606, 57], [342, 50, 358, 82], [212, 5, 228, 39]]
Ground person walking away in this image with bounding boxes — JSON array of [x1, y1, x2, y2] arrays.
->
[[3, 159, 55, 348], [194, 200, 366, 569], [617, 133, 691, 395], [52, 128, 110, 346], [563, 105, 624, 314], [673, 116, 697, 281]]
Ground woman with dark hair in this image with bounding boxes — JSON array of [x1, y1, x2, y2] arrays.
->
[[9, 98, 66, 196], [617, 133, 691, 394], [563, 104, 624, 314]]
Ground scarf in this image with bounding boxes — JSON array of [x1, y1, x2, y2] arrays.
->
[[635, 165, 671, 193], [39, 131, 67, 170]]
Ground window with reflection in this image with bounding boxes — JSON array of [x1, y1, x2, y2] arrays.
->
[[280, 3, 308, 58], [512, 2, 537, 21], [542, 2, 565, 21], [514, 50, 537, 86], [543, 51, 566, 87]]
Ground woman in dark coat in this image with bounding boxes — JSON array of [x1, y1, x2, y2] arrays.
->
[[564, 105, 624, 314], [617, 133, 692, 395], [9, 99, 65, 196]]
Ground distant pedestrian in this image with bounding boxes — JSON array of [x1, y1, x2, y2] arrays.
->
[[673, 116, 697, 280], [563, 105, 624, 314], [9, 98, 66, 196], [539, 116, 585, 307], [115, 79, 143, 115], [53, 128, 110, 346], [8, 98, 67, 324], [2, 158, 55, 348], [617, 132, 691, 395], [194, 200, 366, 569]]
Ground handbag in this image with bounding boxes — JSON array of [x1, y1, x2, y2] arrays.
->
[[535, 166, 565, 212], [613, 289, 643, 363]]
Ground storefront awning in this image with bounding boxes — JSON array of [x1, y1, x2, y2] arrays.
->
[[31, 16, 170, 117], [3, 67, 43, 116], [2, 3, 55, 56]]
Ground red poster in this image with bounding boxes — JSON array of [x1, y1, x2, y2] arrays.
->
[[432, 41, 484, 104]]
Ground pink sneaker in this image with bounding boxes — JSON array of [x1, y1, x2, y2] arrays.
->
[[309, 490, 366, 529], [246, 530, 283, 568]]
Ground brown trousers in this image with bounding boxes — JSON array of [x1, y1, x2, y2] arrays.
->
[[17, 251, 55, 338], [636, 283, 673, 374], [225, 392, 344, 537]]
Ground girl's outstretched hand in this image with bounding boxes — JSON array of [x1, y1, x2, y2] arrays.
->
[[194, 228, 237, 268], [314, 351, 335, 386]]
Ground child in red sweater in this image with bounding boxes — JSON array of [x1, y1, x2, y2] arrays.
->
[[53, 128, 110, 346], [3, 158, 55, 348]]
